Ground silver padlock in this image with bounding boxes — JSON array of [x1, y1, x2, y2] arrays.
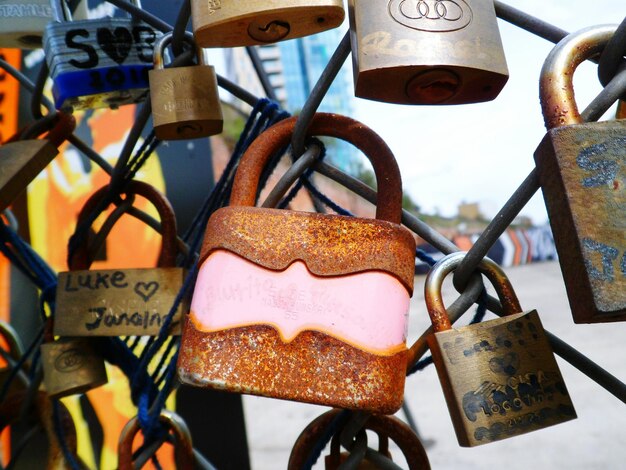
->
[[43, 0, 162, 112], [0, 0, 54, 49]]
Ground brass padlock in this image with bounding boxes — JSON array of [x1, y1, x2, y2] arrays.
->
[[149, 32, 223, 140], [41, 320, 109, 399], [348, 0, 509, 104], [0, 113, 75, 212], [118, 410, 194, 470], [178, 113, 416, 414], [191, 0, 345, 47], [534, 25, 625, 323], [55, 180, 186, 337], [288, 409, 431, 470], [426, 252, 576, 447], [0, 320, 27, 397]]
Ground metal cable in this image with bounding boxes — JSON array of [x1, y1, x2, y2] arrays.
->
[[261, 144, 322, 208], [581, 66, 626, 121], [494, 1, 568, 44], [291, 31, 351, 158], [598, 15, 626, 88], [453, 169, 540, 292], [0, 58, 54, 114]]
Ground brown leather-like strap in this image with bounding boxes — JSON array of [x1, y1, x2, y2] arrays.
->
[[230, 113, 403, 224], [69, 180, 178, 270]]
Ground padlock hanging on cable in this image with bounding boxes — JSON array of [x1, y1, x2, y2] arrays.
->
[[348, 0, 509, 104], [425, 252, 576, 447], [149, 32, 223, 140], [178, 113, 417, 414], [191, 0, 345, 47], [534, 25, 626, 323], [43, 0, 163, 112]]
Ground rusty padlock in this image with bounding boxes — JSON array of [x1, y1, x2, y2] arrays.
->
[[534, 25, 626, 323], [118, 409, 194, 470], [0, 391, 80, 469], [149, 32, 223, 140], [55, 180, 186, 337], [348, 0, 509, 104], [191, 0, 345, 47], [288, 409, 431, 469], [426, 252, 576, 447], [40, 318, 108, 399], [0, 112, 75, 212], [178, 113, 416, 414]]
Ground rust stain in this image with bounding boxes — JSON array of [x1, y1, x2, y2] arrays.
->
[[178, 318, 407, 414]]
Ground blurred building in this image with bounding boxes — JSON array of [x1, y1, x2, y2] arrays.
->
[[223, 28, 358, 175]]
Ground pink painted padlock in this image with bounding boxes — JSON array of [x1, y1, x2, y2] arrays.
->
[[177, 113, 416, 414]]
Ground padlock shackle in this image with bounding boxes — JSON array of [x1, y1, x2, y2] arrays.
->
[[540, 24, 617, 130], [69, 180, 178, 270], [0, 321, 24, 362], [118, 410, 193, 470], [425, 252, 522, 333], [230, 113, 404, 224], [153, 31, 204, 70]]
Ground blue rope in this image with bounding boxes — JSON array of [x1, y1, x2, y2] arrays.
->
[[52, 400, 81, 470]]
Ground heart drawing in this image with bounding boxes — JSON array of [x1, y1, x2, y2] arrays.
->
[[134, 281, 159, 302], [97, 27, 133, 64]]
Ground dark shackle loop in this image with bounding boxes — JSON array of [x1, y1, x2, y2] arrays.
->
[[230, 113, 404, 224]]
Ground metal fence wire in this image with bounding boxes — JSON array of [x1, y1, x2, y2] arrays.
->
[[0, 0, 625, 469]]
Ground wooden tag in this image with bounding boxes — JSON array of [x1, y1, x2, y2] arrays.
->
[[55, 267, 186, 336]]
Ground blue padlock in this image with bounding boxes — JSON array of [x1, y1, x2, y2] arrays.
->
[[43, 0, 162, 112]]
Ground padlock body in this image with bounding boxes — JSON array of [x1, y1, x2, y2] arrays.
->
[[348, 0, 508, 104], [0, 0, 53, 49], [43, 18, 162, 111], [41, 339, 108, 399], [178, 207, 416, 414], [191, 0, 345, 47], [149, 65, 223, 140], [534, 121, 626, 323], [428, 310, 576, 446], [0, 140, 58, 212], [55, 267, 186, 336]]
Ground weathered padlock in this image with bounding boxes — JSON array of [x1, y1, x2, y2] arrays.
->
[[0, 112, 75, 212], [0, 320, 27, 397], [178, 113, 415, 413], [43, 0, 162, 112], [534, 25, 625, 323], [178, 113, 416, 414], [191, 0, 345, 47], [426, 252, 576, 447], [41, 320, 109, 399], [348, 0, 509, 104], [55, 180, 185, 336], [149, 32, 223, 140], [118, 410, 194, 470], [0, 0, 54, 49], [325, 429, 391, 469], [288, 409, 431, 469], [0, 391, 79, 468]]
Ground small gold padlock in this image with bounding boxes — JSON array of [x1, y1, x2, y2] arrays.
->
[[118, 410, 194, 470], [426, 252, 576, 447], [149, 32, 223, 140], [348, 0, 509, 104], [191, 0, 345, 47], [40, 321, 108, 399]]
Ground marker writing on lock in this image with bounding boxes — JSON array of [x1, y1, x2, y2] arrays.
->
[[63, 270, 129, 291], [85, 306, 166, 331]]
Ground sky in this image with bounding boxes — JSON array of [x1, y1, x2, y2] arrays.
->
[[347, 0, 626, 224]]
